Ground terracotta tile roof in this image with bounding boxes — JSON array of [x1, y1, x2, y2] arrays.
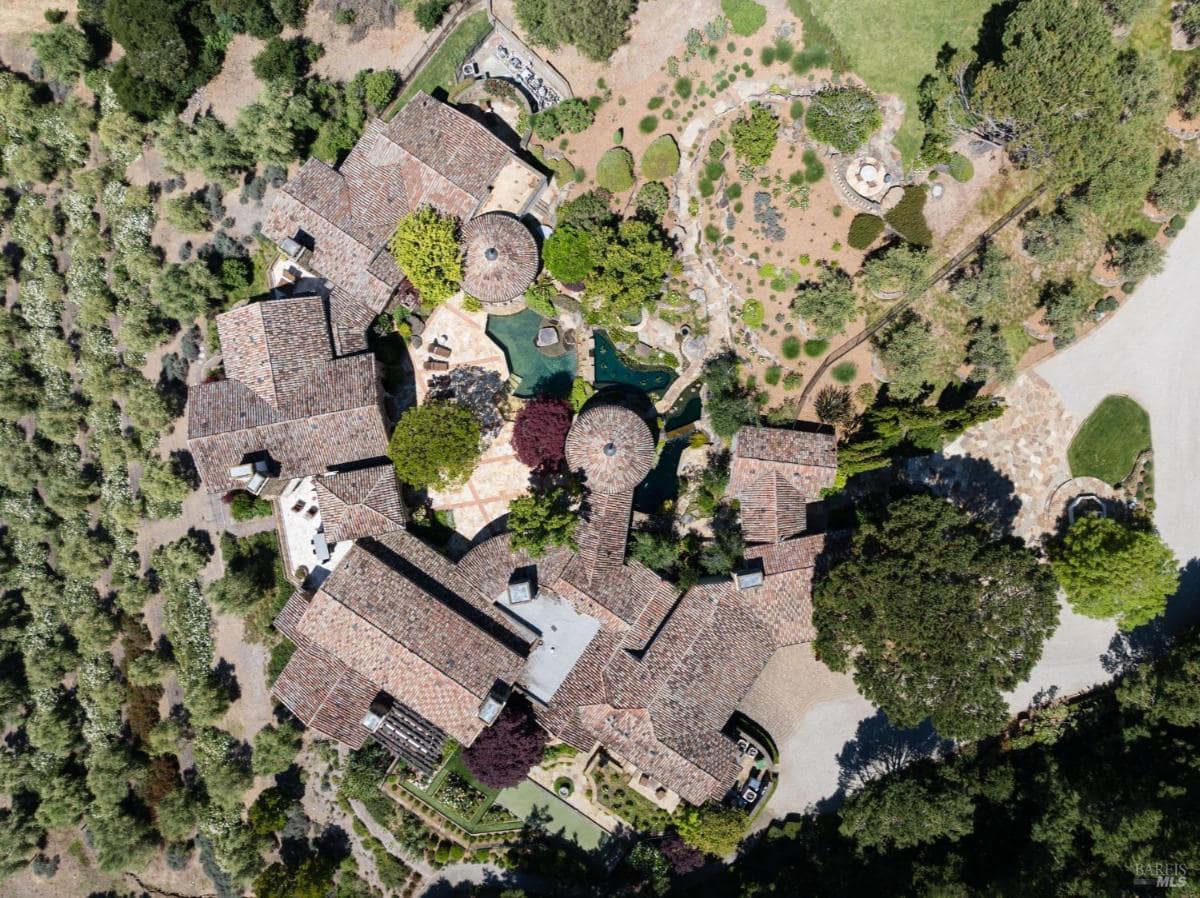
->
[[729, 426, 837, 543], [272, 643, 376, 748], [186, 297, 388, 492], [293, 590, 493, 745], [461, 212, 540, 303], [565, 403, 655, 495], [568, 488, 634, 588], [274, 589, 313, 647], [318, 538, 530, 699], [315, 464, 408, 544]]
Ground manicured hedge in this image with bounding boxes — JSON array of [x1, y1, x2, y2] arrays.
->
[[848, 213, 885, 249], [641, 135, 681, 179], [884, 188, 933, 247], [596, 147, 636, 192]]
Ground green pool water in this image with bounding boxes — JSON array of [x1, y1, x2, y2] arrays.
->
[[485, 309, 577, 398], [592, 330, 675, 397]]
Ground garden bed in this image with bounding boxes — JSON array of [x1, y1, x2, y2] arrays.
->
[[394, 748, 522, 834]]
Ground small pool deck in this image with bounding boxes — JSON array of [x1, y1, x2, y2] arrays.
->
[[412, 296, 509, 403]]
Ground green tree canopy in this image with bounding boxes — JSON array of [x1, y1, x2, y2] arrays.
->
[[388, 207, 463, 308], [543, 227, 595, 283], [814, 493, 1059, 739], [793, 267, 858, 337], [583, 219, 674, 328], [1051, 515, 1178, 629], [387, 400, 481, 490], [805, 87, 882, 153], [507, 485, 579, 557], [974, 0, 1123, 182]]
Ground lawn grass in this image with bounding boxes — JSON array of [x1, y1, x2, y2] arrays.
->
[[392, 12, 493, 112], [1068, 395, 1151, 485], [804, 0, 993, 162], [496, 779, 609, 851]]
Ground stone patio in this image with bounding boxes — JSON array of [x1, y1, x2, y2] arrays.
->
[[904, 373, 1087, 543], [429, 419, 531, 542], [412, 298, 509, 403]]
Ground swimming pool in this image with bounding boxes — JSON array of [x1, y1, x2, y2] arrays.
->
[[485, 309, 577, 398]]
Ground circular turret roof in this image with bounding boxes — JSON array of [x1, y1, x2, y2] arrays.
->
[[564, 403, 655, 494], [461, 212, 539, 303]]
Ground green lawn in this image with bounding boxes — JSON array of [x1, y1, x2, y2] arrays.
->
[[495, 780, 609, 851], [392, 13, 493, 113], [1067, 395, 1151, 485], [804, 0, 994, 162]]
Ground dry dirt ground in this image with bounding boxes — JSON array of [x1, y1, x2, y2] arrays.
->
[[305, 0, 430, 83], [203, 33, 266, 124], [0, 0, 79, 76]]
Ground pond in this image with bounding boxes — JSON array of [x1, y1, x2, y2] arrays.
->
[[663, 380, 703, 433], [592, 330, 675, 398], [633, 436, 689, 514], [485, 309, 577, 398]]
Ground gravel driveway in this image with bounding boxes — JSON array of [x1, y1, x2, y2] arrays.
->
[[763, 219, 1200, 820], [1037, 216, 1200, 568]]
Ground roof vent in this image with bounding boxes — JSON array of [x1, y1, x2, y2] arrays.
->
[[508, 580, 534, 604], [484, 246, 499, 261], [603, 442, 617, 457], [733, 559, 765, 591]]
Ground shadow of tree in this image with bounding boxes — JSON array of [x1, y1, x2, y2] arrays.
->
[[812, 709, 954, 814], [899, 452, 1021, 538], [1102, 556, 1200, 675]]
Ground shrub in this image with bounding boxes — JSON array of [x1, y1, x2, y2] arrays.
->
[[543, 227, 595, 283], [781, 336, 802, 359], [948, 153, 974, 182], [635, 181, 670, 220], [884, 188, 934, 247], [815, 385, 854, 424], [639, 115, 660, 134], [803, 150, 825, 183], [803, 338, 828, 357], [794, 267, 858, 337], [675, 77, 693, 99], [730, 102, 778, 167], [641, 135, 681, 178], [721, 0, 767, 35], [764, 365, 782, 386], [251, 37, 307, 89], [831, 361, 857, 384], [741, 299, 765, 328], [806, 86, 882, 153], [1108, 233, 1165, 282], [783, 371, 803, 390], [596, 147, 636, 192], [648, 96, 665, 110], [414, 0, 452, 30], [229, 492, 272, 521], [848, 213, 885, 249], [513, 396, 573, 471]]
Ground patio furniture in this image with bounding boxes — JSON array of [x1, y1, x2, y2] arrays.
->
[[291, 500, 305, 513], [423, 359, 450, 371], [429, 343, 452, 359]]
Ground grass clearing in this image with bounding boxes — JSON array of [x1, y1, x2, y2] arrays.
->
[[804, 0, 993, 162], [1068, 395, 1152, 485], [392, 13, 493, 112]]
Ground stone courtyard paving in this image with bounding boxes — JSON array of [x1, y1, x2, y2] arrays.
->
[[429, 420, 531, 543], [903, 372, 1113, 543]]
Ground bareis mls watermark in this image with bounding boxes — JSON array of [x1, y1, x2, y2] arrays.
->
[[1132, 862, 1189, 889]]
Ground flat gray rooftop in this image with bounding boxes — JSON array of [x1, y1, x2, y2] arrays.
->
[[496, 588, 600, 703]]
